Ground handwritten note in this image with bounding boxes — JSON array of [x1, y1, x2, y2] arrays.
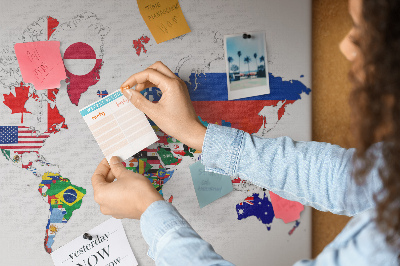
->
[[14, 41, 66, 90], [80, 90, 158, 162], [189, 161, 233, 208], [269, 191, 304, 224], [137, 0, 191, 43], [51, 218, 138, 266]]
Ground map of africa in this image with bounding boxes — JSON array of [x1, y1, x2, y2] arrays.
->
[[0, 10, 310, 258]]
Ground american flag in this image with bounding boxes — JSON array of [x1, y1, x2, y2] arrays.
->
[[0, 126, 50, 154]]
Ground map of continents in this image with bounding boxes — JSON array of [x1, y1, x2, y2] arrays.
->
[[0, 12, 310, 255]]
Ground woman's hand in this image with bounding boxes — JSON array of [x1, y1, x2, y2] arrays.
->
[[120, 61, 206, 151], [91, 157, 164, 219]]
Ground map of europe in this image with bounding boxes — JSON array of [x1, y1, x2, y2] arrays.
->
[[0, 12, 310, 254]]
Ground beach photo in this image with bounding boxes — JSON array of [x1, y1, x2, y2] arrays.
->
[[224, 31, 270, 100]]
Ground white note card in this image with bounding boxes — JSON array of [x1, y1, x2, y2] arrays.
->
[[80, 89, 158, 162], [51, 218, 138, 266]]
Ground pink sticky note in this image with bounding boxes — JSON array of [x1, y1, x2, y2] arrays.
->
[[14, 41, 66, 90], [269, 191, 304, 224]]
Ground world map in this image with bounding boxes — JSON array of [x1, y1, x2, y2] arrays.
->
[[0, 12, 310, 254]]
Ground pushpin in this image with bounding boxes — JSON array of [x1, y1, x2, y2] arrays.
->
[[242, 33, 252, 39], [83, 233, 93, 240]]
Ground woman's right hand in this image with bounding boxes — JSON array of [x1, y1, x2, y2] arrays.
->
[[120, 61, 207, 151]]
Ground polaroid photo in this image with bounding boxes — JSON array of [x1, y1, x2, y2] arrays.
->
[[224, 31, 270, 100]]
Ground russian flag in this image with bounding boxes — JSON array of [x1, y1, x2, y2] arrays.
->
[[143, 72, 311, 134]]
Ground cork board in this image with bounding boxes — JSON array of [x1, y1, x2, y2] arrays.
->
[[312, 0, 353, 257]]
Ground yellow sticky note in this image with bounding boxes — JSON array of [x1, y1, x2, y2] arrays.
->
[[137, 0, 191, 44]]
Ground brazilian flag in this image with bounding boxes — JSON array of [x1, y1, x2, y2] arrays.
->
[[46, 176, 86, 220], [55, 186, 85, 206]]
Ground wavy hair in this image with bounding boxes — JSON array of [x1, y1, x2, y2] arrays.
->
[[350, 0, 400, 251]]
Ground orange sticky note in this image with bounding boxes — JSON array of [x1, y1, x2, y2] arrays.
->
[[269, 191, 304, 224], [137, 0, 191, 44], [14, 41, 66, 90]]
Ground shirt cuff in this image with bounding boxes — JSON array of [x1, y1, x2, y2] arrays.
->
[[201, 124, 244, 176], [140, 200, 191, 260]]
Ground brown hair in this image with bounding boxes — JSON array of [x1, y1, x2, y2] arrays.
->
[[350, 0, 400, 251]]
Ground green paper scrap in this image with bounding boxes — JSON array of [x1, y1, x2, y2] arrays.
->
[[189, 161, 233, 208]]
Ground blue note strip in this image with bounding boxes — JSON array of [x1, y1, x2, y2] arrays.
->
[[189, 161, 233, 208]]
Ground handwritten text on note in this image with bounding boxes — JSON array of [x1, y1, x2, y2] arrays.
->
[[189, 161, 233, 208], [14, 41, 66, 90], [137, 0, 191, 43]]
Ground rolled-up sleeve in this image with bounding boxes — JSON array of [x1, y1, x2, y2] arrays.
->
[[202, 124, 382, 216]]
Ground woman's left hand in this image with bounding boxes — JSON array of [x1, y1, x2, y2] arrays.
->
[[91, 157, 164, 219]]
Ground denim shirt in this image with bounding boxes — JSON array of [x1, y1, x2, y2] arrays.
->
[[140, 124, 399, 265]]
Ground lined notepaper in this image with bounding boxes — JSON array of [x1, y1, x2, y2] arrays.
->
[[80, 90, 158, 162]]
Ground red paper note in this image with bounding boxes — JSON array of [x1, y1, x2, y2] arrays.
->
[[14, 41, 66, 90], [269, 191, 304, 223]]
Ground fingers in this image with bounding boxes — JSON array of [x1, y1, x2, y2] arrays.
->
[[94, 159, 115, 182], [109, 156, 129, 179], [99, 205, 123, 218], [147, 61, 177, 79], [121, 68, 174, 94], [135, 81, 157, 92], [121, 89, 158, 117], [125, 62, 179, 93], [92, 159, 111, 204], [92, 159, 111, 188], [105, 169, 116, 183], [99, 206, 110, 215]]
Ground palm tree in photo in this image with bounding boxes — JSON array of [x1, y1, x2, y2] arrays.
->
[[244, 56, 251, 78], [228, 56, 233, 73], [237, 51, 242, 77], [253, 53, 258, 74], [260, 55, 265, 69], [260, 55, 266, 77], [227, 56, 233, 82]]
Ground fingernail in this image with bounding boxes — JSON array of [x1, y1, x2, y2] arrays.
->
[[110, 156, 123, 165], [122, 88, 134, 100], [121, 85, 129, 91]]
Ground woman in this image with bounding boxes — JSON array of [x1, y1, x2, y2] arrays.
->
[[91, 0, 400, 264]]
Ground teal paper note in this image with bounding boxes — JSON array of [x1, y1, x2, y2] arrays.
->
[[189, 161, 233, 208]]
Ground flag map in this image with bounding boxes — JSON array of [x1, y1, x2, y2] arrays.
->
[[0, 1, 312, 265]]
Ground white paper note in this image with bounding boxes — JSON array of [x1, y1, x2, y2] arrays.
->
[[51, 218, 138, 266], [80, 90, 158, 162]]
